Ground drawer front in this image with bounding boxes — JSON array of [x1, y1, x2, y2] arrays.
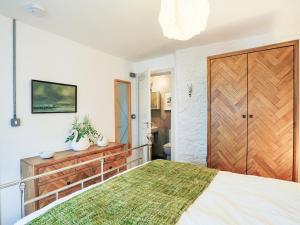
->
[[36, 147, 127, 209], [104, 148, 126, 163], [37, 173, 83, 209], [82, 157, 127, 175], [75, 168, 102, 188], [76, 157, 127, 183], [83, 177, 101, 188], [38, 173, 80, 196], [75, 147, 126, 175], [38, 160, 76, 184], [76, 153, 104, 171], [38, 185, 81, 209], [38, 195, 56, 209], [104, 158, 126, 171], [104, 158, 127, 179], [59, 185, 81, 198]]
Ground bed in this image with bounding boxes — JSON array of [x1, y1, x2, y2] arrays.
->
[[16, 160, 300, 225]]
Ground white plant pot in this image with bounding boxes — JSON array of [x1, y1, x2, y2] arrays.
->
[[71, 132, 90, 151], [97, 134, 108, 147]]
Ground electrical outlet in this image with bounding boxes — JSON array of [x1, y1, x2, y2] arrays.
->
[[11, 118, 21, 127], [129, 72, 136, 78]]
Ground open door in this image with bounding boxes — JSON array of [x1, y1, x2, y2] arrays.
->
[[138, 71, 151, 159]]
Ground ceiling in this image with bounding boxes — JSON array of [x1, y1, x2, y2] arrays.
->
[[0, 0, 298, 61]]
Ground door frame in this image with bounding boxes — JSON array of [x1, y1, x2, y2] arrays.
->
[[150, 69, 173, 159], [137, 68, 175, 160], [207, 40, 299, 181], [114, 79, 132, 149]]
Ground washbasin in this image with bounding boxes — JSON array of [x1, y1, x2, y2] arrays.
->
[[151, 126, 158, 133]]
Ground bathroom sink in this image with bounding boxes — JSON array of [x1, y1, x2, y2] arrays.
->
[[151, 126, 158, 133]]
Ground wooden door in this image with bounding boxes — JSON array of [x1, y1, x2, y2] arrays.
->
[[247, 46, 294, 180], [209, 54, 248, 173]]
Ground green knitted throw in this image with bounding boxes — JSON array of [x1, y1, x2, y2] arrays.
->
[[27, 160, 218, 225]]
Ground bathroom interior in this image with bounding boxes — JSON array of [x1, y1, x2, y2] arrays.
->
[[151, 71, 171, 160]]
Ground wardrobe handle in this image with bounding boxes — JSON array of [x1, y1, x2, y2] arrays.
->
[[249, 115, 254, 118], [242, 115, 246, 118]]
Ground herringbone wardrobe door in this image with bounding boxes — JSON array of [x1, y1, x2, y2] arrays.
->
[[210, 54, 248, 174], [247, 46, 294, 181]]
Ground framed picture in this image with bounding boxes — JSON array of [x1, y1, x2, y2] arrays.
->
[[164, 92, 171, 111], [31, 80, 77, 113]]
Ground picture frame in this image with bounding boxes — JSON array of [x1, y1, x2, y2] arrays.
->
[[31, 80, 77, 113], [164, 92, 171, 111]]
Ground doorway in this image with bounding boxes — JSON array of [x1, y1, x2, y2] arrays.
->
[[114, 79, 132, 149], [151, 72, 172, 160], [138, 70, 172, 160]]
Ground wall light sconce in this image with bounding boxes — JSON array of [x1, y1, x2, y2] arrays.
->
[[187, 83, 193, 97]]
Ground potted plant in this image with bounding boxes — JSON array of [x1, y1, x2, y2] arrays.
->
[[66, 116, 98, 151]]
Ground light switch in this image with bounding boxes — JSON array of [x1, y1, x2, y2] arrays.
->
[[10, 118, 21, 127]]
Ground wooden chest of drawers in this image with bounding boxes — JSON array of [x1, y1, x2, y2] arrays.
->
[[20, 143, 126, 215]]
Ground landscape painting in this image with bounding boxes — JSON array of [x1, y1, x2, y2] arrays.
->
[[32, 80, 77, 113]]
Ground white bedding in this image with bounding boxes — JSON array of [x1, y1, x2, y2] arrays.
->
[[177, 172, 300, 225], [16, 165, 300, 225]]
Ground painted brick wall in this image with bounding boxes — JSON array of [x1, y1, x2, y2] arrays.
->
[[173, 34, 277, 164]]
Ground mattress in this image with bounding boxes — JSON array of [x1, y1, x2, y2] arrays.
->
[[16, 162, 300, 225]]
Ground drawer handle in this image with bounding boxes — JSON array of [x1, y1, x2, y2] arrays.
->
[[67, 181, 71, 185]]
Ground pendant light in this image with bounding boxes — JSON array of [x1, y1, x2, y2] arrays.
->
[[158, 0, 210, 41]]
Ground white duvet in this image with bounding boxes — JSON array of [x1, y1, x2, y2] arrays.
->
[[17, 165, 300, 225], [177, 172, 300, 225]]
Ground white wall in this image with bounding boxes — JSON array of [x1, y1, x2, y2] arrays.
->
[[134, 32, 300, 166], [173, 15, 300, 164], [0, 14, 135, 225], [133, 0, 300, 165], [174, 34, 273, 164], [1, 2, 300, 224], [133, 54, 175, 73]]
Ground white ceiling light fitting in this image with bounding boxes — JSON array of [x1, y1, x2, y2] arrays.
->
[[159, 0, 210, 41], [24, 2, 47, 17]]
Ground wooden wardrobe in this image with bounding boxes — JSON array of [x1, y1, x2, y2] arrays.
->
[[207, 40, 299, 181]]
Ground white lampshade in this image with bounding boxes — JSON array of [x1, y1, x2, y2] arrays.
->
[[158, 0, 210, 41]]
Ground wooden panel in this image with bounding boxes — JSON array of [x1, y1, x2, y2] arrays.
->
[[38, 185, 81, 209], [208, 40, 298, 60], [38, 174, 78, 196], [76, 152, 104, 170], [293, 41, 299, 182], [208, 40, 299, 181], [21, 161, 36, 215], [248, 46, 294, 180], [22, 143, 125, 167], [104, 147, 126, 162], [38, 160, 76, 184], [37, 195, 56, 209], [38, 173, 81, 209], [210, 54, 248, 173], [21, 143, 127, 215]]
